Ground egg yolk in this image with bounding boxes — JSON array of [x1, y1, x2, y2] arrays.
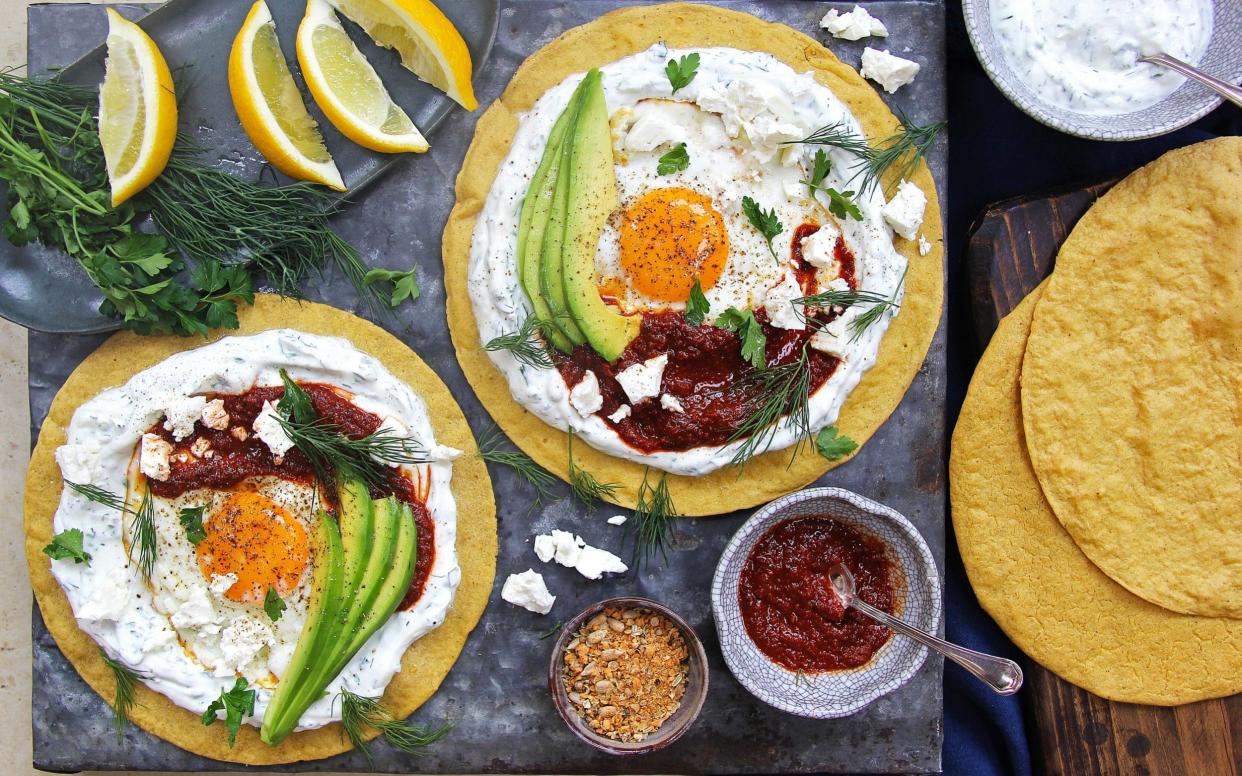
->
[[196, 491, 309, 604], [617, 186, 729, 303]]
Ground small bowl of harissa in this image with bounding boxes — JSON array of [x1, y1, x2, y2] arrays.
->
[[548, 596, 708, 755]]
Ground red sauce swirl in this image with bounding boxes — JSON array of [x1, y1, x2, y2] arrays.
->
[[738, 516, 900, 672]]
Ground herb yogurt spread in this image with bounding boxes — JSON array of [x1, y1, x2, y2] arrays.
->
[[990, 0, 1214, 115]]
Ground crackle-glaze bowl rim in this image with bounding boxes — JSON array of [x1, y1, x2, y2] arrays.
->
[[547, 596, 709, 756], [711, 487, 942, 719], [961, 0, 1242, 141]]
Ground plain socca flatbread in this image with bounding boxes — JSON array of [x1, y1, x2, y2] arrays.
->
[[1021, 137, 1242, 619], [24, 295, 497, 765], [952, 284, 1242, 704], [442, 2, 944, 516]]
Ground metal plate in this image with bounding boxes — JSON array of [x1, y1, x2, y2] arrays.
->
[[28, 2, 947, 772], [0, 0, 499, 334]]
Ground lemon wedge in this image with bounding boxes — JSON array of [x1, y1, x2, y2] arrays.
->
[[325, 0, 477, 111], [297, 0, 428, 153], [228, 0, 345, 191], [98, 8, 177, 207]]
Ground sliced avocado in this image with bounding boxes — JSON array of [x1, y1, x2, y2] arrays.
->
[[337, 477, 374, 603], [344, 500, 417, 658], [560, 69, 640, 362], [260, 510, 345, 745], [538, 87, 588, 347], [516, 84, 581, 353]]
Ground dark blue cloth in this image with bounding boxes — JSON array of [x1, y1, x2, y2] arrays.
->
[[940, 3, 1241, 775]]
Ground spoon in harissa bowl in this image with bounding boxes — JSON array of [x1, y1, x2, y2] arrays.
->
[[829, 563, 1024, 695]]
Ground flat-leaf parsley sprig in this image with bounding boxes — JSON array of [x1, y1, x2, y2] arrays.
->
[[657, 142, 690, 175], [201, 677, 256, 747], [665, 53, 700, 94], [741, 196, 783, 261]]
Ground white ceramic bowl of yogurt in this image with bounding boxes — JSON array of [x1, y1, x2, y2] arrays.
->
[[962, 0, 1242, 140]]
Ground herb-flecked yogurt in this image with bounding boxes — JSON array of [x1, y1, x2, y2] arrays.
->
[[49, 329, 461, 731], [468, 44, 914, 476], [990, 0, 1214, 115]]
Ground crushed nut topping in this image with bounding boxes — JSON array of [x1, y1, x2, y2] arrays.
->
[[562, 605, 689, 742]]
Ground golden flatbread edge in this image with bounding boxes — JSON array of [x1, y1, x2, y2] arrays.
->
[[23, 294, 497, 765], [441, 2, 945, 516]]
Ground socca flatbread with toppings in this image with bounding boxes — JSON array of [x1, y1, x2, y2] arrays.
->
[[444, 3, 944, 514], [952, 285, 1242, 705], [1021, 137, 1242, 619], [24, 295, 496, 765]]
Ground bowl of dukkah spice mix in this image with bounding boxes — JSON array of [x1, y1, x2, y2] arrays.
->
[[548, 597, 709, 754]]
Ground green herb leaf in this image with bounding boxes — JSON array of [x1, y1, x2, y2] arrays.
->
[[264, 587, 286, 622], [340, 689, 450, 765], [684, 278, 709, 326], [130, 485, 157, 582], [789, 110, 945, 195], [277, 368, 316, 424], [656, 142, 689, 175], [567, 429, 619, 508], [476, 425, 559, 507], [627, 468, 678, 566], [100, 648, 144, 743], [715, 307, 767, 370], [741, 196, 783, 260], [179, 506, 207, 545], [201, 676, 256, 747], [806, 148, 832, 196], [363, 267, 421, 308], [537, 622, 564, 640], [726, 344, 814, 468], [815, 425, 858, 461], [65, 480, 128, 511], [803, 180, 863, 221], [43, 528, 90, 564], [483, 314, 554, 368], [665, 53, 700, 94]]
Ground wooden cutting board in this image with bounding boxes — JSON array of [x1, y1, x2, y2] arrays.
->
[[964, 182, 1242, 776]]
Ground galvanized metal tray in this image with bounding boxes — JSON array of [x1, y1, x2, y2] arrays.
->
[[27, 2, 948, 772]]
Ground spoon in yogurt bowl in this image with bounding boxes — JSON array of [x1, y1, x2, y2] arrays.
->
[[1138, 52, 1242, 109], [828, 563, 1024, 695]]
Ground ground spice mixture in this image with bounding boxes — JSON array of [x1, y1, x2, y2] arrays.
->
[[562, 605, 689, 742]]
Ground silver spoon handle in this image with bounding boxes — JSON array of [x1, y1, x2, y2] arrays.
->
[[1139, 53, 1242, 109], [852, 599, 1024, 695]]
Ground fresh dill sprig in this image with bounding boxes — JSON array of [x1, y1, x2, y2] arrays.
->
[[794, 287, 893, 312], [64, 480, 127, 511], [475, 425, 559, 505], [339, 689, 450, 765], [99, 648, 143, 743], [627, 468, 678, 566], [567, 430, 619, 508], [786, 110, 945, 195], [843, 267, 907, 343], [538, 622, 564, 640], [726, 345, 814, 468], [129, 485, 157, 582], [483, 314, 554, 368], [276, 370, 426, 488]]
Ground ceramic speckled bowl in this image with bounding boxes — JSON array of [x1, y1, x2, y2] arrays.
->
[[962, 0, 1242, 140], [711, 487, 941, 719]]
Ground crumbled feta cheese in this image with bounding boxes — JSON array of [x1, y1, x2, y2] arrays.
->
[[615, 354, 668, 404], [208, 573, 238, 600], [800, 223, 842, 271], [170, 585, 218, 631], [575, 545, 629, 580], [200, 398, 230, 431], [219, 615, 273, 671], [76, 571, 129, 622], [695, 78, 805, 163], [162, 395, 207, 441], [252, 400, 294, 459], [141, 625, 177, 654], [607, 515, 628, 526], [660, 393, 685, 413], [762, 273, 806, 331], [533, 530, 628, 580], [607, 404, 632, 423], [918, 235, 932, 256], [428, 444, 464, 462], [882, 179, 927, 240], [231, 426, 249, 441], [501, 569, 556, 615], [624, 111, 686, 152], [55, 442, 100, 484], [140, 433, 173, 482], [860, 48, 920, 94], [569, 371, 604, 417], [190, 437, 212, 459], [821, 5, 889, 40], [533, 533, 557, 564]]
